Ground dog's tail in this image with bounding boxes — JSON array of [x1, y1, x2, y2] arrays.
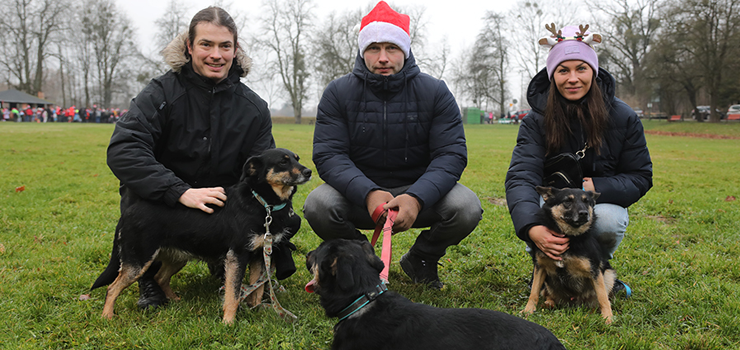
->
[[90, 223, 122, 291]]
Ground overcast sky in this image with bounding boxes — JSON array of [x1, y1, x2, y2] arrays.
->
[[116, 0, 525, 110], [117, 0, 516, 58]]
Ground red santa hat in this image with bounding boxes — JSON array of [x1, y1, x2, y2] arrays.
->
[[358, 1, 410, 58]]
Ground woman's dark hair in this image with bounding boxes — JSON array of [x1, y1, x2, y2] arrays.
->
[[187, 7, 238, 54], [543, 73, 609, 155]]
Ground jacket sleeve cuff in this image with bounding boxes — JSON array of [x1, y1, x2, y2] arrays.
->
[[518, 223, 537, 243], [164, 183, 190, 207]]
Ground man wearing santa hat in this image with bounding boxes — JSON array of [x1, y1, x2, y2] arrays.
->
[[304, 1, 482, 290]]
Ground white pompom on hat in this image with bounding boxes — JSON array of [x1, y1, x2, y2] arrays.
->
[[358, 1, 411, 58]]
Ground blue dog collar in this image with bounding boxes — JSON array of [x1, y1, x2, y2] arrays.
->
[[252, 190, 287, 211], [337, 282, 388, 322]]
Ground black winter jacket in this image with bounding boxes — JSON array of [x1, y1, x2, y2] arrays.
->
[[313, 52, 467, 209], [505, 68, 652, 242], [107, 62, 274, 207]]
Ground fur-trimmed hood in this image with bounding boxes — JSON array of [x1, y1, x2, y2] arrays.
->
[[160, 31, 252, 78]]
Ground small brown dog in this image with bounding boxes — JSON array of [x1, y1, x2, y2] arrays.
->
[[523, 186, 617, 324]]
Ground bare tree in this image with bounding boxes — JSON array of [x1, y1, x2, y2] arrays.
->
[[646, 5, 703, 118], [421, 38, 450, 80], [465, 11, 509, 113], [660, 0, 740, 122], [0, 0, 69, 95], [154, 0, 191, 53], [590, 0, 661, 104], [312, 9, 362, 87], [505, 0, 579, 106], [260, 0, 313, 124], [85, 0, 138, 108]]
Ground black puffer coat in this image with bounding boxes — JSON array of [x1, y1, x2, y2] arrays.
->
[[505, 68, 652, 242], [107, 37, 274, 207], [313, 52, 467, 209]]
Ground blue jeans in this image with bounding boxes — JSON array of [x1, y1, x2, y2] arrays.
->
[[592, 203, 629, 258], [303, 183, 483, 260], [528, 199, 629, 259]]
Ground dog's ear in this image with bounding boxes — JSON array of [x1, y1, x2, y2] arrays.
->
[[320, 251, 355, 291], [336, 256, 356, 291], [590, 191, 601, 201], [536, 186, 555, 201], [359, 240, 384, 273], [241, 155, 263, 181]]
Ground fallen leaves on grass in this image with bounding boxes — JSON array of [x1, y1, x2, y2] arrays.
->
[[486, 197, 507, 206], [79, 294, 91, 301], [644, 130, 740, 139], [15, 185, 25, 192], [726, 195, 736, 202]]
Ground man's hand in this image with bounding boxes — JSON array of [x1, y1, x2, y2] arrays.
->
[[384, 194, 420, 233], [179, 187, 227, 214], [366, 190, 394, 223], [528, 225, 570, 260]]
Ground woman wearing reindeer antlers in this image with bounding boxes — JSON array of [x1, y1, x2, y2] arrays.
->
[[505, 24, 653, 296]]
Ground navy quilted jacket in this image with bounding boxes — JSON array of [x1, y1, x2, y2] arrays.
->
[[505, 68, 653, 242], [313, 52, 467, 209]]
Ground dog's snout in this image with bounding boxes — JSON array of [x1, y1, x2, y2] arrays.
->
[[577, 210, 589, 221], [302, 168, 312, 178]]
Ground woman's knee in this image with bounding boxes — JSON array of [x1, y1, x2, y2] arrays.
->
[[594, 204, 629, 234]]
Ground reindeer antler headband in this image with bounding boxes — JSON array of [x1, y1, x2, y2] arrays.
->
[[539, 23, 602, 49]]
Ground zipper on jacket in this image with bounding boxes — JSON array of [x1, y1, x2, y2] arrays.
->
[[383, 101, 387, 168]]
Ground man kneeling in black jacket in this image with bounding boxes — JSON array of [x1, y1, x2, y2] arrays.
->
[[105, 6, 288, 309], [303, 1, 482, 290]]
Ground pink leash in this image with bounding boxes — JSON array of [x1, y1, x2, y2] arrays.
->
[[370, 203, 397, 283]]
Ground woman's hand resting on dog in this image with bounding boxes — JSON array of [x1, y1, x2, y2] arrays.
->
[[529, 225, 570, 260], [179, 187, 227, 214]]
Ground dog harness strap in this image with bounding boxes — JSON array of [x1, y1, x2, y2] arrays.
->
[[370, 203, 396, 283], [337, 282, 388, 322]]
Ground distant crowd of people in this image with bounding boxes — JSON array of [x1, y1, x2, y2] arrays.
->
[[1, 105, 125, 123]]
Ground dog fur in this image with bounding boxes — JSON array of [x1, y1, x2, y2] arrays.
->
[[305, 239, 566, 350], [522, 186, 617, 324], [91, 148, 311, 324]]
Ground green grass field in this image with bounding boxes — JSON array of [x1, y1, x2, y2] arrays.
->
[[1, 120, 739, 349]]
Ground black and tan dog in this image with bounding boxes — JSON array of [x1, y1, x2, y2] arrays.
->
[[305, 239, 566, 350], [90, 148, 311, 324], [523, 186, 616, 324]]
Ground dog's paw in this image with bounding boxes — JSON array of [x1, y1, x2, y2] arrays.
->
[[522, 305, 536, 315], [543, 299, 556, 309]]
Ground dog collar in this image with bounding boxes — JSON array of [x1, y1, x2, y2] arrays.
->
[[251, 191, 287, 211], [337, 282, 388, 322]]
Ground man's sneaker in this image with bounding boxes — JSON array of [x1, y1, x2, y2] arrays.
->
[[137, 278, 168, 310], [611, 279, 632, 298], [400, 252, 444, 290]]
